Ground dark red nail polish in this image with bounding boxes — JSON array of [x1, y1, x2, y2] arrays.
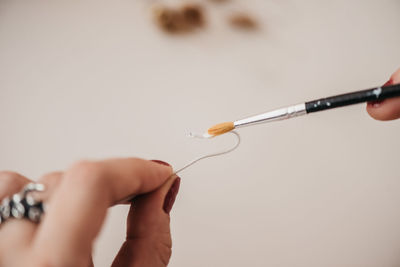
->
[[163, 177, 180, 214], [368, 99, 384, 108], [151, 160, 171, 167], [383, 78, 393, 87]]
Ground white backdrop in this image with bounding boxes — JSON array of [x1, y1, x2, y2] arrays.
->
[[1, 0, 400, 266]]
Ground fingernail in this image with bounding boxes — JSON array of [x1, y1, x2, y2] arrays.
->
[[383, 78, 393, 86], [368, 100, 384, 108], [163, 177, 181, 214], [151, 160, 171, 167]]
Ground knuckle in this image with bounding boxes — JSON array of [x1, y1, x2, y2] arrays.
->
[[0, 171, 23, 185], [67, 160, 108, 188]]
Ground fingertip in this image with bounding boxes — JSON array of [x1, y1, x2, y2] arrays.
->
[[366, 102, 384, 121], [366, 97, 400, 121], [149, 160, 174, 178], [366, 72, 400, 121], [129, 174, 180, 215], [163, 176, 180, 214], [151, 160, 171, 167]]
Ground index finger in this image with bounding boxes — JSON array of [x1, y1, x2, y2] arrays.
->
[[32, 158, 172, 266], [367, 68, 400, 121]]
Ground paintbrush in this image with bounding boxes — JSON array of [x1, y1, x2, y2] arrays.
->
[[206, 83, 400, 136]]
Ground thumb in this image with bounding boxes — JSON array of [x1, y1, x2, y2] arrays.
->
[[367, 68, 400, 121], [112, 161, 180, 267]]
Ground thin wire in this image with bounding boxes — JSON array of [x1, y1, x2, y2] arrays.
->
[[174, 131, 241, 174], [115, 131, 240, 205]]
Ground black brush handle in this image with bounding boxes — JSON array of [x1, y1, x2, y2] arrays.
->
[[305, 83, 400, 113]]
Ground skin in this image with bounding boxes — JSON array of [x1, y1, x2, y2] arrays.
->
[[0, 159, 176, 267], [0, 68, 398, 267], [366, 68, 400, 121]]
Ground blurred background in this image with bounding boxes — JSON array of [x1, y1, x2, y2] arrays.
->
[[1, 0, 400, 266]]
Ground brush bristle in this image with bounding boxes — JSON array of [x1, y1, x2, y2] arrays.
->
[[207, 122, 235, 136]]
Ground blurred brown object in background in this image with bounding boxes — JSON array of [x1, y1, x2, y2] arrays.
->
[[208, 0, 230, 3], [153, 4, 205, 34], [182, 4, 204, 27], [229, 13, 258, 30], [153, 7, 183, 33]]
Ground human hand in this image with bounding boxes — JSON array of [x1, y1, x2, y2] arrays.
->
[[367, 68, 400, 120], [0, 158, 180, 267]]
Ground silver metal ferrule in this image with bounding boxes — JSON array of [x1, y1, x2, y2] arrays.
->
[[234, 103, 306, 128]]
